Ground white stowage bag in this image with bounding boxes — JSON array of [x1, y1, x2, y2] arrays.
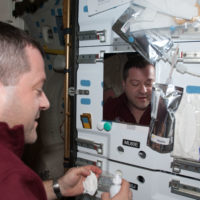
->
[[83, 171, 98, 196], [172, 92, 200, 161]]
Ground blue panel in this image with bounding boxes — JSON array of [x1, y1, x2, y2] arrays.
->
[[199, 147, 200, 161], [186, 85, 200, 94], [170, 26, 176, 32], [53, 27, 58, 33], [51, 9, 55, 16], [81, 98, 91, 105], [57, 8, 62, 16], [35, 21, 40, 27], [48, 64, 53, 70], [83, 5, 88, 12], [80, 80, 91, 87], [55, 0, 61, 5], [41, 18, 45, 23]]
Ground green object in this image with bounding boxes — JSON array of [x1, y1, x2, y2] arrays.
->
[[104, 122, 112, 131]]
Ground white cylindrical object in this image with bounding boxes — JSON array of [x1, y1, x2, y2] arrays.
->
[[109, 172, 122, 198]]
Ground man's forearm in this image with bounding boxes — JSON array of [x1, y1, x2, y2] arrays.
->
[[43, 180, 57, 200]]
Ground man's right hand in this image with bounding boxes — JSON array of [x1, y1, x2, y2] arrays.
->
[[101, 179, 132, 200]]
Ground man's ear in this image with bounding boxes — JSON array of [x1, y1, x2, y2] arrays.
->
[[0, 80, 6, 88]]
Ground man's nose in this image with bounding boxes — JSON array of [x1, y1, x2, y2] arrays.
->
[[139, 84, 147, 93], [40, 92, 50, 110]]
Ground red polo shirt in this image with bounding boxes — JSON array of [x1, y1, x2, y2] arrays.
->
[[0, 122, 47, 200], [103, 93, 151, 126]]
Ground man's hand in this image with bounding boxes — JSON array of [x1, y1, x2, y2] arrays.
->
[[101, 180, 132, 200], [58, 165, 102, 197]]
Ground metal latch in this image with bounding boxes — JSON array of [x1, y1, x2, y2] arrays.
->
[[68, 87, 89, 96], [171, 158, 200, 174], [169, 180, 200, 199], [77, 138, 103, 155], [78, 51, 104, 64], [113, 37, 133, 52], [98, 174, 113, 192], [78, 30, 106, 42], [177, 51, 200, 63], [76, 157, 102, 168]]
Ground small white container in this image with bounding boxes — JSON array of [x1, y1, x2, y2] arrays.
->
[[109, 171, 122, 198]]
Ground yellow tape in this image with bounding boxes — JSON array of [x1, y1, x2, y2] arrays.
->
[[43, 46, 65, 55]]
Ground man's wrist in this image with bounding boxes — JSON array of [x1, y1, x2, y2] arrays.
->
[[53, 179, 63, 199]]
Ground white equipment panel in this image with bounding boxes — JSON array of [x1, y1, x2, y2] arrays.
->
[[77, 130, 110, 158], [76, 0, 200, 199], [109, 161, 200, 200], [78, 0, 131, 47], [77, 151, 109, 171]]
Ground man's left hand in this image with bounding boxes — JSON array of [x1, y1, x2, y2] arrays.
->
[[58, 165, 102, 197]]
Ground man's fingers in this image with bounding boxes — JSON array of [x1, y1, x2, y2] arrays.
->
[[101, 192, 110, 200], [129, 189, 133, 200], [76, 165, 102, 178], [83, 165, 102, 177], [121, 179, 130, 192]]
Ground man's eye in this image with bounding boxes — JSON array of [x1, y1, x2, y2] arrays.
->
[[131, 82, 139, 86], [145, 81, 153, 87], [36, 89, 43, 95]]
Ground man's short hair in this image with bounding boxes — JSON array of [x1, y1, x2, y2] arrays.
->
[[0, 21, 44, 86], [123, 52, 154, 81]]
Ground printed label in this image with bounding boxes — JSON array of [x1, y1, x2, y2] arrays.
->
[[151, 134, 170, 145], [122, 139, 140, 148]]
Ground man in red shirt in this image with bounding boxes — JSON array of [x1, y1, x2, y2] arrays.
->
[[0, 21, 131, 200], [103, 53, 155, 126], [0, 21, 102, 200]]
